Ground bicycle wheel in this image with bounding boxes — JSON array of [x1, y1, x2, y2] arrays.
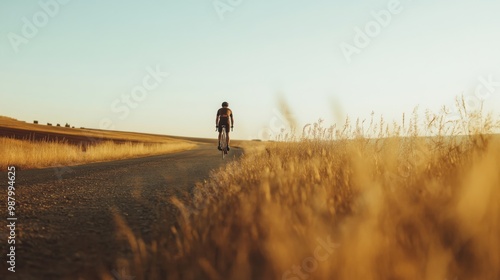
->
[[220, 127, 227, 159]]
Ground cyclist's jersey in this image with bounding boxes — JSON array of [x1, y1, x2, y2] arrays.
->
[[217, 108, 233, 125]]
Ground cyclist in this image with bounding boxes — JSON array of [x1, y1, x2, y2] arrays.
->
[[216, 101, 234, 151]]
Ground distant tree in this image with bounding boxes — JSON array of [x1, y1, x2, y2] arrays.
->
[[34, 120, 38, 124], [56, 124, 61, 127], [47, 123, 52, 126], [65, 123, 70, 128]]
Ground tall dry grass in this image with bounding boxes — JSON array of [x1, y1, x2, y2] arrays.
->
[[0, 138, 196, 169], [109, 104, 500, 280]]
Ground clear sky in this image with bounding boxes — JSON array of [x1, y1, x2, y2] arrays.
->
[[1, 0, 499, 139]]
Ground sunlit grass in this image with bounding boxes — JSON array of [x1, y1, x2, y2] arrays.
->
[[106, 101, 499, 279], [0, 138, 197, 169]]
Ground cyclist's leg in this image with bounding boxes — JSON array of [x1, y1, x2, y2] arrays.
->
[[217, 127, 223, 149], [225, 126, 230, 150]]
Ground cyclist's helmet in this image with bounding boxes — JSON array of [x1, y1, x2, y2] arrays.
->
[[222, 101, 229, 107]]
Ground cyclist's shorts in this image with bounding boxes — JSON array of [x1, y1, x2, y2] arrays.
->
[[218, 123, 230, 133]]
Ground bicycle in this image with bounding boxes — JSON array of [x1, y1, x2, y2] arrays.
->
[[217, 125, 232, 159]]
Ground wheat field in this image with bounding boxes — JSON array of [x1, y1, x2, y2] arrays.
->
[[107, 105, 500, 280], [0, 116, 199, 169], [0, 138, 197, 169]]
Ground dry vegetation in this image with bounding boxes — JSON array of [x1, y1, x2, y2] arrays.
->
[[0, 115, 192, 144], [109, 103, 500, 280], [0, 138, 196, 170], [0, 116, 198, 169]]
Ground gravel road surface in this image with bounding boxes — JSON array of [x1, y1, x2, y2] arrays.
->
[[0, 143, 242, 280]]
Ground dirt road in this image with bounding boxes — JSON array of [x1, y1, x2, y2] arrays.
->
[[0, 143, 242, 280]]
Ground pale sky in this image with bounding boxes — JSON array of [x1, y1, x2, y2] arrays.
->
[[1, 0, 499, 139]]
